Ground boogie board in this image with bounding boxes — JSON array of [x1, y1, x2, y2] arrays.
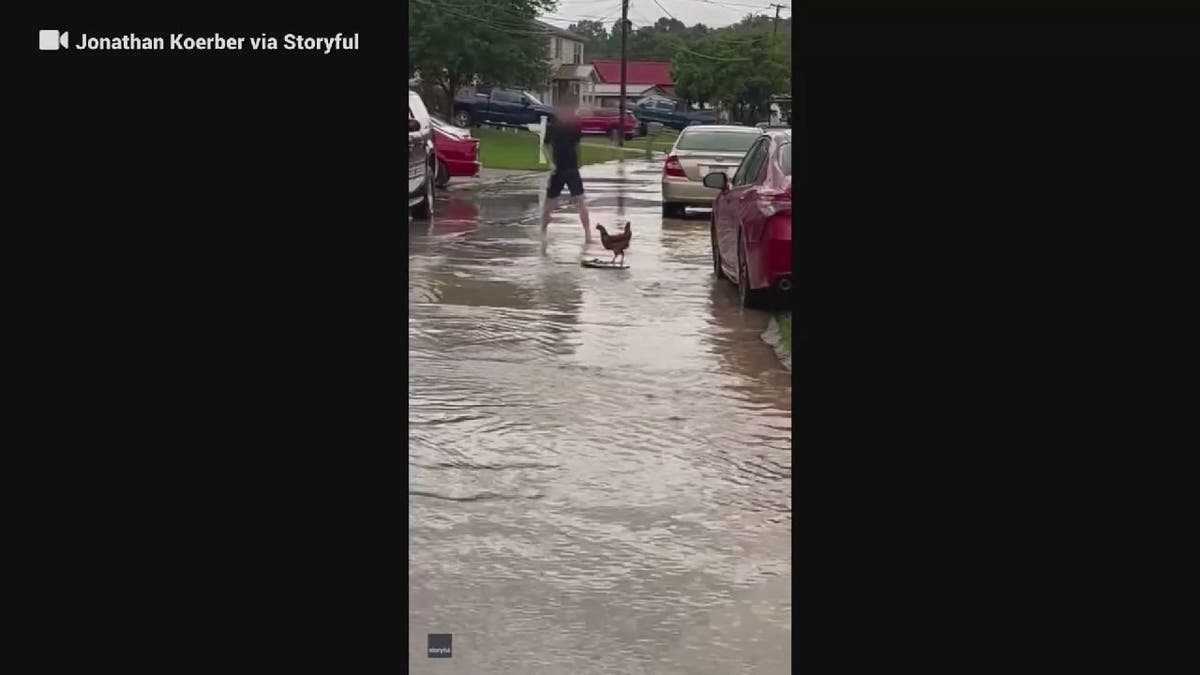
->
[[581, 258, 629, 269]]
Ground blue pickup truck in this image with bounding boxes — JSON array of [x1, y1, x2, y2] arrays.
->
[[631, 96, 717, 134], [452, 88, 555, 129]]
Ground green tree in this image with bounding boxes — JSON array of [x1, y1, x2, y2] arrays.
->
[[568, 19, 612, 60], [627, 26, 684, 61], [673, 34, 788, 123], [409, 0, 558, 113], [672, 39, 720, 109]]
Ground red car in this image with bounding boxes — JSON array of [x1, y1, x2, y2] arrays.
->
[[576, 107, 637, 142], [430, 117, 481, 188], [704, 129, 792, 308]]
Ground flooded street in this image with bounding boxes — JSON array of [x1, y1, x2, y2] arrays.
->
[[409, 159, 792, 674]]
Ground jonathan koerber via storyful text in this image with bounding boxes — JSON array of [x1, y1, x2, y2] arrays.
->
[[67, 33, 360, 53]]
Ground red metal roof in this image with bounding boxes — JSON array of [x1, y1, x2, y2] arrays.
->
[[591, 59, 674, 86]]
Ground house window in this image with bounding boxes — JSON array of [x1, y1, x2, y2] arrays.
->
[[573, 42, 582, 64], [555, 38, 562, 60]]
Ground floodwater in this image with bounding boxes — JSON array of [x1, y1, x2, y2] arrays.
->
[[409, 159, 792, 674]]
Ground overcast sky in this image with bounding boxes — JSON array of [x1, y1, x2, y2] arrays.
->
[[541, 0, 792, 32]]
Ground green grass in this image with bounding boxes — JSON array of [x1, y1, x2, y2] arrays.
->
[[473, 127, 671, 171], [777, 313, 791, 354]]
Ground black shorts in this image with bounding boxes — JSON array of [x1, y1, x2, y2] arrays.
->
[[546, 169, 584, 198]]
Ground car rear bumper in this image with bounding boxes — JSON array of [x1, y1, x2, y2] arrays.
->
[[444, 158, 480, 177], [758, 239, 792, 291], [661, 178, 719, 204]]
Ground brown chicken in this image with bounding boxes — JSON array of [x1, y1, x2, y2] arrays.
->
[[595, 222, 632, 264]]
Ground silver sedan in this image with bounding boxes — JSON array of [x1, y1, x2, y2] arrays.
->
[[660, 125, 763, 218]]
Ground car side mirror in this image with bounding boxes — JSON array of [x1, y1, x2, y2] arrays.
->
[[520, 97, 530, 106], [408, 118, 420, 133], [703, 172, 728, 191]]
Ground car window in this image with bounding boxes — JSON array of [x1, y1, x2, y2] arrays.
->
[[523, 91, 543, 105], [732, 139, 768, 186], [493, 90, 517, 104], [730, 142, 757, 185], [677, 130, 761, 153], [408, 92, 431, 127], [779, 142, 791, 176], [746, 141, 771, 185]]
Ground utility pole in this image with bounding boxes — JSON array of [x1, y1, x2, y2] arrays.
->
[[618, 0, 629, 148], [770, 3, 785, 37]]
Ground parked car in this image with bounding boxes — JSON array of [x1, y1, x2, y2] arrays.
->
[[408, 90, 436, 218], [660, 125, 763, 217], [576, 106, 637, 142], [632, 96, 717, 134], [452, 88, 555, 129], [704, 130, 792, 308], [430, 116, 481, 188]]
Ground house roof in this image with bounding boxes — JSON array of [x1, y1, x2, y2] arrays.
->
[[591, 60, 675, 86], [554, 64, 597, 81], [534, 20, 585, 42]]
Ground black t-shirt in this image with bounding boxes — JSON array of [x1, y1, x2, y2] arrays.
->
[[545, 118, 582, 171]]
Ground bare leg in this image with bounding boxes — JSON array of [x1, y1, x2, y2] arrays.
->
[[577, 196, 592, 242], [540, 195, 555, 236]]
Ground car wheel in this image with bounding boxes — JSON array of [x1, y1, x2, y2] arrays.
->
[[411, 172, 434, 219], [737, 231, 765, 309], [638, 123, 647, 137], [453, 110, 472, 128], [434, 158, 450, 188], [711, 218, 724, 280]]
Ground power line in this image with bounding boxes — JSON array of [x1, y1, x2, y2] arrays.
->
[[675, 0, 773, 11], [413, 0, 571, 35], [649, 0, 680, 22], [678, 46, 751, 62], [441, 0, 616, 23]]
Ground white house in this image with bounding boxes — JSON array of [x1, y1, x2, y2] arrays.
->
[[535, 20, 599, 108]]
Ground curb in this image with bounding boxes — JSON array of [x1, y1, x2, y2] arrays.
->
[[763, 316, 792, 372]]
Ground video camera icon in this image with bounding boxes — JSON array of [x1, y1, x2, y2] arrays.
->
[[39, 30, 70, 50]]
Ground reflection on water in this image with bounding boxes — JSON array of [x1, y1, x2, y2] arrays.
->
[[409, 160, 791, 674]]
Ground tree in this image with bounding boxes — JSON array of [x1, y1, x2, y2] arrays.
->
[[672, 39, 720, 109], [673, 34, 788, 123], [568, 19, 612, 60], [409, 0, 558, 114], [654, 17, 687, 34], [628, 26, 684, 61]]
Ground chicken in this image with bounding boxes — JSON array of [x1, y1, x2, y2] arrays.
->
[[595, 222, 632, 264]]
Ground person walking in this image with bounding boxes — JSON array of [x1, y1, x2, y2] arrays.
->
[[540, 105, 592, 243]]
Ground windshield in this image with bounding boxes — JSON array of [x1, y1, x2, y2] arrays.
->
[[523, 91, 543, 105], [676, 130, 761, 153], [408, 91, 430, 124], [780, 143, 791, 175]]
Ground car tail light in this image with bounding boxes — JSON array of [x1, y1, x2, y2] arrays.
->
[[759, 200, 790, 218], [664, 155, 686, 177], [758, 191, 791, 217]]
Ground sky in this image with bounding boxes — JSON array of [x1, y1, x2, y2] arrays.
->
[[540, 0, 792, 32]]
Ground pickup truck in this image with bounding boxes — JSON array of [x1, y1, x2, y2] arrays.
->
[[452, 88, 555, 129], [631, 97, 717, 134]]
